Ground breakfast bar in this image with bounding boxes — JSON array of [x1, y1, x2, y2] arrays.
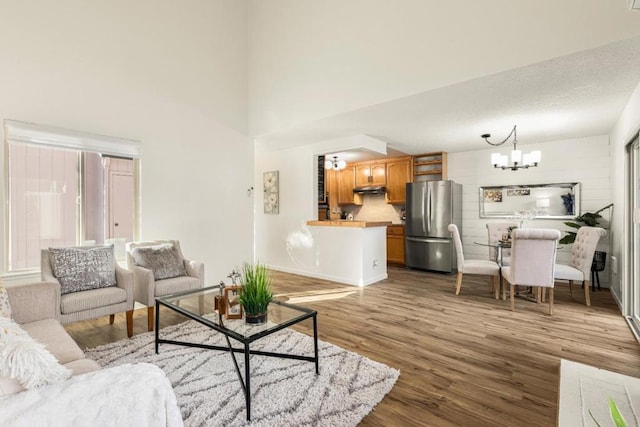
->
[[305, 220, 391, 286]]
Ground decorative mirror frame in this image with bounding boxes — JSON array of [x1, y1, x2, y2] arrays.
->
[[479, 182, 581, 219]]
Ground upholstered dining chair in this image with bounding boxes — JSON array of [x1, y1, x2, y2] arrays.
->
[[448, 224, 501, 297], [126, 240, 204, 331], [554, 226, 607, 307], [501, 228, 561, 314], [486, 222, 517, 266], [41, 245, 135, 337]]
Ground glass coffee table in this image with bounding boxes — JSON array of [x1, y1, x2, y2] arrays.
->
[[155, 285, 319, 421]]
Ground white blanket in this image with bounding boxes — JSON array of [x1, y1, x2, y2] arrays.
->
[[0, 362, 183, 427]]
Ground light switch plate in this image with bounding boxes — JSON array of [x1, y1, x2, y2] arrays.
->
[[631, 0, 640, 10]]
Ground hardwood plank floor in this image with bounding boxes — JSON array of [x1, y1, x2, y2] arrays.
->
[[66, 267, 640, 426]]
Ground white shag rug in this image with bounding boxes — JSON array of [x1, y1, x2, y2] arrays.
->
[[85, 318, 399, 426]]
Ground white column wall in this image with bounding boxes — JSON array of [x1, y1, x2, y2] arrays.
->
[[0, 0, 253, 284], [254, 137, 390, 282], [448, 135, 612, 285]]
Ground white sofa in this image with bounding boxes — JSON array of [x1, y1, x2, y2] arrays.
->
[[1, 280, 99, 396], [0, 281, 183, 427]]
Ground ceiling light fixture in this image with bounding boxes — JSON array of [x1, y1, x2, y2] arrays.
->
[[324, 156, 347, 171], [482, 125, 541, 171]]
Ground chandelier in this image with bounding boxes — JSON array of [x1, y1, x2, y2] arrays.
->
[[324, 156, 346, 171], [482, 125, 541, 171]]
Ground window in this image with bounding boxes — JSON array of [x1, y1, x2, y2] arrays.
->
[[5, 121, 140, 272]]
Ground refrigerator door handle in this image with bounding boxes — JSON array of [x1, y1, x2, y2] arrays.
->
[[426, 188, 432, 234], [421, 185, 426, 235], [406, 237, 451, 244]]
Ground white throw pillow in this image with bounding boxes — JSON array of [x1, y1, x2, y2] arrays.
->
[[0, 317, 71, 389], [0, 283, 11, 318]]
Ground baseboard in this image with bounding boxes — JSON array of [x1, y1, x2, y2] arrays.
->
[[267, 264, 386, 287], [625, 316, 640, 344]]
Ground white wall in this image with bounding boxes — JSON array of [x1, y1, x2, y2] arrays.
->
[[609, 80, 640, 307], [448, 136, 612, 285], [248, 0, 640, 137], [0, 0, 254, 283], [254, 144, 317, 272]]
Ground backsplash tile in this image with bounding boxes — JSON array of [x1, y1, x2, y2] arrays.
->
[[349, 194, 404, 224]]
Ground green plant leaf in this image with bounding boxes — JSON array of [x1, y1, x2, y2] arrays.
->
[[559, 234, 576, 245], [238, 262, 273, 315], [610, 398, 627, 427]]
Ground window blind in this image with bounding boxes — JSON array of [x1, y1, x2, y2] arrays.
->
[[4, 120, 140, 158]]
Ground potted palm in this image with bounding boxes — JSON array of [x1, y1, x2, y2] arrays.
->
[[238, 262, 273, 325]]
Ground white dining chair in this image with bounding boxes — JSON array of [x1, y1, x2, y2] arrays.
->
[[501, 228, 561, 314], [554, 226, 607, 307], [486, 222, 516, 266], [448, 224, 501, 298]]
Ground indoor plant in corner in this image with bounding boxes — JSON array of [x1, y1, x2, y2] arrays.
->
[[238, 262, 273, 325], [559, 203, 613, 244]]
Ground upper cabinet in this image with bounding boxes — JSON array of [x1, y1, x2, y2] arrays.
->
[[328, 156, 414, 207], [355, 161, 386, 186], [386, 157, 413, 204], [337, 165, 363, 206], [413, 152, 447, 182]]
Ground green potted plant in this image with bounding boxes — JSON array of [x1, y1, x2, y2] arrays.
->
[[238, 262, 273, 325], [559, 203, 613, 244]]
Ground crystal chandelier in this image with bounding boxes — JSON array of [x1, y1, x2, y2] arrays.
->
[[482, 125, 541, 171]]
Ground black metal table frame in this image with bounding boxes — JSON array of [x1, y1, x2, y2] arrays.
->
[[155, 287, 319, 421]]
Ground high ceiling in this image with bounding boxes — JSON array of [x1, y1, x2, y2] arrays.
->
[[255, 35, 640, 157]]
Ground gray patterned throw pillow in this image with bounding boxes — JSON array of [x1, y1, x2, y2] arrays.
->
[[131, 244, 186, 280], [49, 245, 117, 295]]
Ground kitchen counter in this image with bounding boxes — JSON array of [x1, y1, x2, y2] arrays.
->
[[302, 220, 389, 286], [306, 220, 392, 228]]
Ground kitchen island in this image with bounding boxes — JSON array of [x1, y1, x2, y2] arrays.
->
[[304, 220, 391, 286]]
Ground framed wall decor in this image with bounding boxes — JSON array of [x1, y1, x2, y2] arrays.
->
[[506, 188, 530, 197], [224, 286, 243, 320], [263, 170, 279, 214], [483, 189, 503, 203], [479, 182, 580, 219]]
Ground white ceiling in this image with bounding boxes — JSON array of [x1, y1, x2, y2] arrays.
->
[[256, 36, 640, 158]]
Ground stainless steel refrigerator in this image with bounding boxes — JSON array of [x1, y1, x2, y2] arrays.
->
[[405, 180, 462, 273]]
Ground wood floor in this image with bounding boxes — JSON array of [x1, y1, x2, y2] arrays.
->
[[66, 267, 640, 426]]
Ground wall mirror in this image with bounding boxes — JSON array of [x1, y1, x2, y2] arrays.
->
[[479, 182, 580, 219]]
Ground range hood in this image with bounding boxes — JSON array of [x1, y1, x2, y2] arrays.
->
[[353, 186, 387, 194]]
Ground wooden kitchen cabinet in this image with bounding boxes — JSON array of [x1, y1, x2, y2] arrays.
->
[[326, 169, 340, 219], [385, 157, 412, 204], [337, 166, 363, 206], [387, 225, 405, 266], [355, 161, 386, 187]]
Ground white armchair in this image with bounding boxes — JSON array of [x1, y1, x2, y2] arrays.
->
[[41, 245, 134, 337], [448, 224, 500, 297], [501, 228, 561, 315], [126, 240, 204, 331], [554, 226, 607, 307]]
